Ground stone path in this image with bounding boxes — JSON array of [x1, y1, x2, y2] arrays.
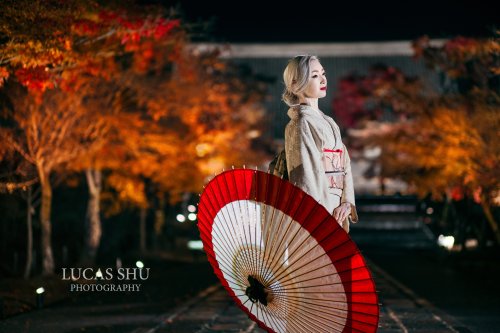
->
[[132, 260, 473, 333]]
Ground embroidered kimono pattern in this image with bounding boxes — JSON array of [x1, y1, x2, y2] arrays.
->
[[323, 148, 345, 191]]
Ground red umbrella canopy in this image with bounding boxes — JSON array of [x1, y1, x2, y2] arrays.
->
[[197, 168, 379, 333]]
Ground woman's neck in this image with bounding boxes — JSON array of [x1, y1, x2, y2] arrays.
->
[[298, 98, 319, 111]]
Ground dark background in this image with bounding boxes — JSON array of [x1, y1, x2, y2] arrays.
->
[[170, 0, 498, 42]]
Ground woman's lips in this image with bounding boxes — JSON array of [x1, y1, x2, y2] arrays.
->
[[320, 87, 327, 91]]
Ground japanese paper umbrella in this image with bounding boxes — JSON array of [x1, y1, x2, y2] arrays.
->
[[197, 168, 379, 333]]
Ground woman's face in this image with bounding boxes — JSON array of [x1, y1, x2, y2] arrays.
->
[[302, 59, 327, 99]]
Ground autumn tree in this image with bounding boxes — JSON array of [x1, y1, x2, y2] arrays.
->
[[62, 77, 142, 263], [333, 34, 500, 246], [0, 83, 105, 274], [0, 120, 38, 278], [92, 46, 271, 254], [140, 48, 270, 193], [0, 0, 183, 274], [1, 0, 270, 270]]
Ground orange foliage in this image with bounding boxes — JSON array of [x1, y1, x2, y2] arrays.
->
[[343, 34, 500, 208], [0, 0, 183, 97], [60, 44, 269, 212], [1, 1, 270, 214], [121, 48, 270, 201], [0, 67, 10, 87], [0, 83, 106, 174], [372, 105, 496, 202], [412, 34, 500, 85]]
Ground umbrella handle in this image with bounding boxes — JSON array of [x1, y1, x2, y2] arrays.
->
[[245, 275, 270, 306]]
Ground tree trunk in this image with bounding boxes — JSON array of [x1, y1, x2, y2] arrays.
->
[[153, 194, 165, 250], [439, 192, 451, 231], [479, 197, 500, 245], [23, 186, 33, 279], [140, 207, 147, 254], [83, 169, 102, 264], [39, 170, 54, 276]]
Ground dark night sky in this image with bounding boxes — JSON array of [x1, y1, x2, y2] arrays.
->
[[170, 0, 498, 43]]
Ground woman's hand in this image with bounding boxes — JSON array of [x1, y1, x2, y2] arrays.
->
[[333, 202, 351, 225]]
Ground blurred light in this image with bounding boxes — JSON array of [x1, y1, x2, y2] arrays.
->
[[187, 205, 196, 213], [187, 240, 203, 250], [36, 287, 45, 294], [176, 214, 186, 223], [465, 239, 478, 249], [116, 257, 122, 269], [426, 207, 434, 215], [188, 213, 197, 221], [364, 146, 382, 159], [203, 158, 225, 175], [437, 235, 455, 250], [246, 129, 260, 139], [136, 261, 144, 269], [196, 143, 213, 157]]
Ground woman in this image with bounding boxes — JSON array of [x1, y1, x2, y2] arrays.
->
[[283, 55, 358, 232]]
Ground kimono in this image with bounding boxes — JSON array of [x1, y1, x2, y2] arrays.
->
[[285, 104, 358, 232]]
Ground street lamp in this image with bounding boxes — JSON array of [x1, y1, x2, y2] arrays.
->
[[176, 214, 186, 223], [36, 287, 45, 308]]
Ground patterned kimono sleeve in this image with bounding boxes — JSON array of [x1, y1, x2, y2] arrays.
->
[[340, 146, 359, 223], [285, 119, 325, 203]]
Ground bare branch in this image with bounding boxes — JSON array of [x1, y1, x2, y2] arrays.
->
[[0, 177, 38, 193]]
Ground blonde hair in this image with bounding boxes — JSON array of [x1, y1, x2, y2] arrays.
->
[[282, 55, 319, 107]]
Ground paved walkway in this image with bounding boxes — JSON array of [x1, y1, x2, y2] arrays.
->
[[130, 259, 474, 333], [0, 253, 475, 333]]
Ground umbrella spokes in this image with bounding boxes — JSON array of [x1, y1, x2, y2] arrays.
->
[[246, 275, 273, 306]]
